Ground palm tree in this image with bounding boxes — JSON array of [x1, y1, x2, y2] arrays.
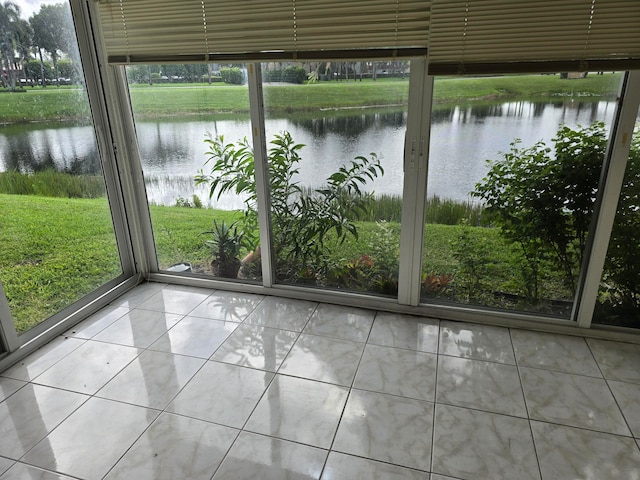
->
[[0, 1, 20, 90], [30, 3, 72, 88]]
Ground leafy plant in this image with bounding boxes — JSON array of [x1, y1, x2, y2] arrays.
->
[[473, 123, 608, 296], [202, 220, 245, 278], [195, 131, 383, 283]]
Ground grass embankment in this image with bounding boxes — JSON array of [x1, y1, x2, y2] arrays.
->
[[0, 191, 510, 331], [1, 73, 622, 123]]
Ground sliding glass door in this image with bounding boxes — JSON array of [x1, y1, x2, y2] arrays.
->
[[0, 0, 125, 338]]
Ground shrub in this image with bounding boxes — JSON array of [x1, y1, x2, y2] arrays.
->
[[220, 67, 244, 85], [195, 131, 383, 283]]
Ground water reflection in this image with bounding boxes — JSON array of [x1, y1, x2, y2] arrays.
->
[[1, 100, 619, 206]]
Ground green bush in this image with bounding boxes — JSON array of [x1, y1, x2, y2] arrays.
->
[[220, 67, 244, 85]]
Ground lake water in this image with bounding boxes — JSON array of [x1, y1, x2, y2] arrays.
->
[[0, 99, 618, 208]]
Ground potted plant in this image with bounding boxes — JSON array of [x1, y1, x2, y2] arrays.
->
[[203, 220, 245, 278]]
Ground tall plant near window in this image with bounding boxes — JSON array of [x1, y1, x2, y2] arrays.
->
[[195, 131, 383, 282]]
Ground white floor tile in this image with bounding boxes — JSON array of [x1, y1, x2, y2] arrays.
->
[[608, 380, 640, 438], [321, 452, 429, 480], [520, 367, 630, 436], [0, 384, 87, 459], [149, 316, 237, 358], [63, 306, 129, 339], [110, 282, 167, 309], [439, 321, 514, 364], [0, 337, 85, 382], [587, 339, 640, 384], [21, 397, 159, 479], [0, 458, 13, 477], [432, 404, 540, 480], [213, 432, 327, 480], [167, 361, 273, 428], [512, 330, 601, 376], [105, 413, 238, 480], [97, 350, 205, 409], [93, 309, 183, 348], [369, 313, 439, 353], [279, 334, 364, 386], [245, 296, 318, 331], [354, 344, 437, 401], [245, 375, 348, 448], [0, 377, 25, 402], [532, 421, 640, 480], [303, 304, 375, 342], [137, 285, 212, 315], [188, 291, 264, 321], [211, 324, 297, 371], [34, 341, 141, 394], [333, 389, 433, 472], [437, 356, 527, 417], [0, 463, 75, 479]]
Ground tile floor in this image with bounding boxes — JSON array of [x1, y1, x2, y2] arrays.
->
[[1, 282, 640, 479]]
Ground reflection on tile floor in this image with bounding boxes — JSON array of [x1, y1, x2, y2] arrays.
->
[[1, 283, 640, 479]]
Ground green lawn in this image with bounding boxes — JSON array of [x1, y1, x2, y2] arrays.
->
[[1, 73, 622, 123], [2, 192, 547, 331]]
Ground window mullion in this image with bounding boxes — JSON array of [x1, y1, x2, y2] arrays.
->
[[247, 63, 275, 288], [398, 58, 433, 306]]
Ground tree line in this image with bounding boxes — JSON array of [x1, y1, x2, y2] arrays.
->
[[1, 1, 79, 90]]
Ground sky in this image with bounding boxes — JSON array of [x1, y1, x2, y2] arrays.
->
[[16, 0, 61, 20]]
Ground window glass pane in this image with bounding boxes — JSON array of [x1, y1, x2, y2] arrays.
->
[[0, 1, 122, 333], [420, 72, 622, 317], [126, 64, 261, 282], [262, 60, 408, 296], [594, 116, 640, 328]]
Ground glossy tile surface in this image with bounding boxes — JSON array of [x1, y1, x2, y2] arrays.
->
[[303, 304, 375, 342], [188, 290, 264, 321], [432, 404, 540, 480], [213, 432, 327, 480], [0, 463, 75, 479], [210, 323, 297, 371], [532, 421, 640, 479], [608, 380, 640, 437], [354, 344, 437, 401], [0, 337, 85, 382], [436, 356, 527, 417], [63, 305, 128, 339], [439, 321, 514, 364], [279, 334, 364, 385], [244, 296, 317, 331], [167, 361, 273, 428], [149, 316, 237, 358], [333, 389, 433, 472], [21, 397, 159, 479], [369, 312, 439, 353], [587, 338, 640, 384], [105, 413, 238, 480], [34, 341, 141, 394], [93, 309, 183, 348], [3, 282, 640, 480], [246, 375, 348, 448], [321, 452, 429, 479], [520, 367, 630, 435], [97, 350, 205, 409], [0, 384, 87, 459], [511, 330, 601, 376], [137, 285, 212, 315]]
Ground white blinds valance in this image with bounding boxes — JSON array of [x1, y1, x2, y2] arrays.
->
[[428, 0, 640, 74], [96, 0, 431, 64]]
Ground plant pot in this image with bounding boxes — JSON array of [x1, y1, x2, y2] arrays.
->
[[211, 258, 241, 278]]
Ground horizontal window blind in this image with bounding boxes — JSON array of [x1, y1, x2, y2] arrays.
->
[[96, 0, 430, 64], [428, 0, 640, 74]]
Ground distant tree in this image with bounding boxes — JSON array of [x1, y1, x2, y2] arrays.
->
[[0, 1, 21, 90], [30, 3, 74, 87]]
